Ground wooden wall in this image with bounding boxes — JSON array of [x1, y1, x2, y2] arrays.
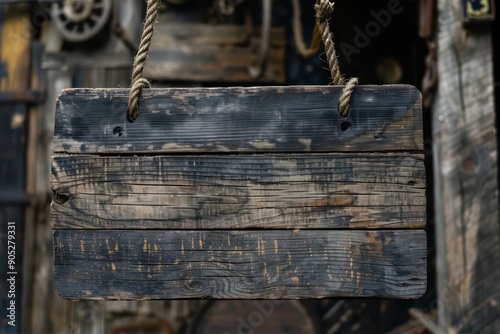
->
[[433, 0, 500, 332]]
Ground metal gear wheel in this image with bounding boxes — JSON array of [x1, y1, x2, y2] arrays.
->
[[51, 0, 112, 42]]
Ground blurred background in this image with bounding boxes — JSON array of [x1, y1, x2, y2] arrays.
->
[[0, 0, 499, 333]]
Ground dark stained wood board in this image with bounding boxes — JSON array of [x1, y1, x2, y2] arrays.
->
[[51, 154, 426, 230], [51, 85, 426, 300], [53, 230, 427, 300], [53, 86, 423, 154]]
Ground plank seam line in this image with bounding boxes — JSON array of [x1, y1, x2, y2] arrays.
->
[[51, 150, 426, 157]]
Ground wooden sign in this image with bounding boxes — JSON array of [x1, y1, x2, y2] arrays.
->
[[51, 85, 427, 300]]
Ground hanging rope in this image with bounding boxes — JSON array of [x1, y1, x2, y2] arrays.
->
[[314, 0, 358, 118], [127, 0, 161, 122], [292, 0, 322, 58]]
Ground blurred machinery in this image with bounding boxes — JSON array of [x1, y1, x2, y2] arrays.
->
[[43, 0, 285, 84]]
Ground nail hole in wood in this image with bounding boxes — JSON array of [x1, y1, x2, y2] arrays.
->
[[113, 126, 123, 137], [340, 121, 352, 132]]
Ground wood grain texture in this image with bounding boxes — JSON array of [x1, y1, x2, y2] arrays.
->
[[50, 154, 426, 230], [53, 230, 427, 300], [53, 86, 423, 154], [433, 0, 500, 332]]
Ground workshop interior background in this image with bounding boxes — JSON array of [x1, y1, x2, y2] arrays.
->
[[1, 0, 499, 333]]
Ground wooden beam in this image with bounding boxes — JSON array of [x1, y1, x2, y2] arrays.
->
[[50, 153, 426, 230], [53, 86, 423, 154], [30, 69, 74, 334], [145, 23, 285, 83], [153, 23, 285, 47], [433, 0, 500, 332], [53, 230, 427, 300]]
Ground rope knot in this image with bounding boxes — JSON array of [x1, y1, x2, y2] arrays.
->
[[314, 0, 334, 23]]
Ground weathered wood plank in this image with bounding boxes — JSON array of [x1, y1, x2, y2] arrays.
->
[[31, 68, 73, 333], [433, 0, 500, 332], [50, 154, 426, 230], [53, 230, 427, 300], [53, 86, 423, 154]]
